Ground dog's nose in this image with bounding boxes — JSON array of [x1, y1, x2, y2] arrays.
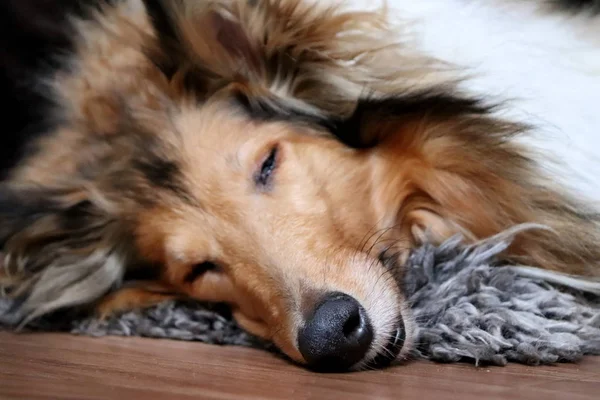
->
[[297, 292, 373, 371]]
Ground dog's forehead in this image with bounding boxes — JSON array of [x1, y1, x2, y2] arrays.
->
[[174, 104, 268, 146], [173, 104, 298, 168], [162, 106, 258, 202], [175, 104, 246, 140]]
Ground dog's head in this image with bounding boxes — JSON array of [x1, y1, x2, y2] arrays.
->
[[2, 0, 599, 371]]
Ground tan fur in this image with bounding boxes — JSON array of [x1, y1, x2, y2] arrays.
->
[[370, 115, 600, 276], [1, 0, 599, 369], [95, 281, 177, 319]]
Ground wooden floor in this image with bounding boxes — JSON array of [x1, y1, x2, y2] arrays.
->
[[0, 332, 598, 400]]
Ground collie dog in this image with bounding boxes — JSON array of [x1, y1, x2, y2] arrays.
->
[[1, 0, 599, 371]]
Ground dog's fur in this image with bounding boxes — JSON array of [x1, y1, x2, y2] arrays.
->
[[1, 0, 599, 370]]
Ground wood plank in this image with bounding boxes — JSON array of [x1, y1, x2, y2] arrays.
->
[[0, 332, 598, 400]]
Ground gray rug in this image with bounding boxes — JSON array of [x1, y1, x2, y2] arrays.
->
[[2, 228, 600, 367]]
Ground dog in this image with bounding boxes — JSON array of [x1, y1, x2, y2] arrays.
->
[[1, 0, 599, 371]]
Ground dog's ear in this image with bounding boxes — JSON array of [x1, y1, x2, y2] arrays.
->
[[143, 0, 445, 118], [144, 0, 261, 97], [0, 183, 130, 326]]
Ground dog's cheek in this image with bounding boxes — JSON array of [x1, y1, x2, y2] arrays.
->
[[232, 309, 270, 340], [188, 270, 238, 304]]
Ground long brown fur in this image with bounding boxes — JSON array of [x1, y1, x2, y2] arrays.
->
[[1, 0, 599, 369]]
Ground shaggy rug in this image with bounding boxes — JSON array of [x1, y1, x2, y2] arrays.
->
[[2, 227, 600, 367]]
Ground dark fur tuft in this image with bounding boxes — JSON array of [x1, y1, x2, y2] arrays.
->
[[132, 156, 188, 201], [0, 0, 114, 178], [0, 184, 131, 326], [328, 91, 495, 148], [550, 0, 600, 14], [142, 0, 182, 81], [0, 186, 61, 246]]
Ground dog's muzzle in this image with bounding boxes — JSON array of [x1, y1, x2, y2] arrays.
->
[[297, 292, 404, 371]]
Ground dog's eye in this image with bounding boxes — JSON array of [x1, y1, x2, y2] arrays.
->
[[184, 261, 220, 283], [255, 145, 279, 188]]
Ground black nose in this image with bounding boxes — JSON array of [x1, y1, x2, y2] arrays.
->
[[297, 292, 373, 371]]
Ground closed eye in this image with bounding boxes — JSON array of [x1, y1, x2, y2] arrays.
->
[[184, 261, 220, 283], [254, 145, 279, 188]]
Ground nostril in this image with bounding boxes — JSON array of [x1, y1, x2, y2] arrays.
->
[[342, 306, 368, 342], [342, 310, 361, 338]]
